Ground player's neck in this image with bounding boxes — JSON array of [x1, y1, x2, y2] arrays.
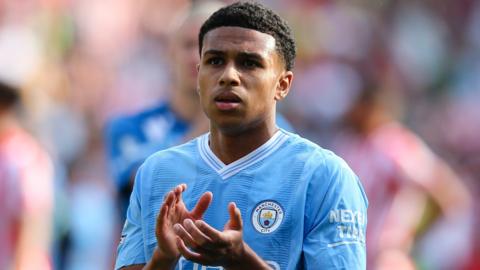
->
[[208, 120, 278, 165]]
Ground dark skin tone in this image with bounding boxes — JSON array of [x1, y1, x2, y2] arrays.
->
[[121, 26, 293, 270], [199, 27, 293, 164]]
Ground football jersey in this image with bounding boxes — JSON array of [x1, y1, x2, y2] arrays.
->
[[115, 129, 368, 269], [105, 103, 294, 189]]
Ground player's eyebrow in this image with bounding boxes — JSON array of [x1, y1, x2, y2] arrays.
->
[[237, 52, 266, 63], [203, 49, 225, 57], [203, 50, 266, 60]]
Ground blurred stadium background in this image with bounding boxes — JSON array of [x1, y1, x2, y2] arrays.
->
[[0, 0, 479, 269]]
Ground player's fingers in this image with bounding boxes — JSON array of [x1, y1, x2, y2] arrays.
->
[[176, 236, 203, 262], [182, 219, 216, 248], [228, 202, 243, 230], [163, 191, 174, 204], [173, 223, 200, 250], [191, 191, 213, 219], [166, 191, 176, 211], [174, 183, 187, 203], [156, 204, 169, 236], [157, 204, 166, 225], [162, 191, 175, 213], [194, 219, 225, 245]]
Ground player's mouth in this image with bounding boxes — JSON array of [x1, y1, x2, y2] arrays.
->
[[214, 92, 242, 110]]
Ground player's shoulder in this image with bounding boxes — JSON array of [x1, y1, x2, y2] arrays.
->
[[141, 134, 201, 168], [134, 135, 201, 189], [284, 130, 345, 164], [284, 130, 356, 178], [287, 132, 367, 206]]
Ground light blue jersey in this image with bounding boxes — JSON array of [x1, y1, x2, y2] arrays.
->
[[115, 129, 368, 269], [105, 103, 293, 190]]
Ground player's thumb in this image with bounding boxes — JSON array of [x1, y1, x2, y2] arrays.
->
[[228, 202, 243, 230]]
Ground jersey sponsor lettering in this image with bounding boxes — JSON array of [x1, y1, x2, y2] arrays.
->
[[328, 209, 366, 246], [329, 209, 365, 225]]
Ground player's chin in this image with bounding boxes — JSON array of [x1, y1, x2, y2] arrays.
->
[[212, 117, 250, 135]]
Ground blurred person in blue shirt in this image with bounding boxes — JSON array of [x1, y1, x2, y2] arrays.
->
[[104, 2, 224, 220], [115, 2, 367, 270]]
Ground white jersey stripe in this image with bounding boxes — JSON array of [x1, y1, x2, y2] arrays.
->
[[198, 130, 290, 179], [221, 133, 289, 179], [197, 135, 222, 171]]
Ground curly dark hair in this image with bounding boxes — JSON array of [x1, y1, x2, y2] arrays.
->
[[198, 1, 296, 71]]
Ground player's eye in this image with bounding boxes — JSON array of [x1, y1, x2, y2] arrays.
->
[[242, 59, 261, 69], [206, 57, 224, 66]]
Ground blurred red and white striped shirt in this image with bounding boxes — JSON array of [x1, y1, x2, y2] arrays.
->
[[0, 127, 54, 270]]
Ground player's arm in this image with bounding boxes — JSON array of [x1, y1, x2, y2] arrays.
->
[[173, 202, 272, 270], [303, 156, 368, 269], [115, 165, 147, 270]]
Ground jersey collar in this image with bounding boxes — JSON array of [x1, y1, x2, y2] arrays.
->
[[198, 129, 289, 180]]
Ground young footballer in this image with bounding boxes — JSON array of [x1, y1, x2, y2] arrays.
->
[[116, 2, 367, 269]]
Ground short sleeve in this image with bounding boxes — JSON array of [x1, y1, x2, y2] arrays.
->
[[303, 154, 368, 269], [115, 165, 147, 269]]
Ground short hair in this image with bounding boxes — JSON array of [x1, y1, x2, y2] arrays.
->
[[198, 1, 296, 71], [0, 81, 20, 109]]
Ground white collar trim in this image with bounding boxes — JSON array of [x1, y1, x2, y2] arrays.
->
[[198, 130, 289, 179]]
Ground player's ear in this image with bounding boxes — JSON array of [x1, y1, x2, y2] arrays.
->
[[275, 71, 293, 101]]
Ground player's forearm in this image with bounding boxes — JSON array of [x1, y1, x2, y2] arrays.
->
[[143, 248, 178, 270], [224, 242, 272, 270]]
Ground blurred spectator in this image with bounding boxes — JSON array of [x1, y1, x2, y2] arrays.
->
[[331, 83, 473, 270], [103, 1, 224, 223], [63, 134, 116, 270], [0, 80, 54, 270]]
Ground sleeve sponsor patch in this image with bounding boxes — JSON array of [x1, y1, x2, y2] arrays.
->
[[327, 209, 366, 247]]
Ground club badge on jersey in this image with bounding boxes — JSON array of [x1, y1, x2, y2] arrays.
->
[[251, 200, 285, 234]]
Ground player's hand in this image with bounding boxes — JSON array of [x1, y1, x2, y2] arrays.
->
[[154, 184, 213, 263], [173, 202, 253, 268]]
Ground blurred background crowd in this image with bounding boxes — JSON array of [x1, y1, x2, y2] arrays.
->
[[0, 0, 479, 269]]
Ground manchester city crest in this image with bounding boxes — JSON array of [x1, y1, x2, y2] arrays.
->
[[252, 200, 284, 234]]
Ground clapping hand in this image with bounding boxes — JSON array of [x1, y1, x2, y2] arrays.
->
[[154, 184, 213, 264]]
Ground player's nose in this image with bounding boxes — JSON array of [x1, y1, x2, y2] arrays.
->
[[218, 62, 240, 87]]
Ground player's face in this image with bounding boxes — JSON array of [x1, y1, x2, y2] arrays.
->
[[198, 26, 292, 134]]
